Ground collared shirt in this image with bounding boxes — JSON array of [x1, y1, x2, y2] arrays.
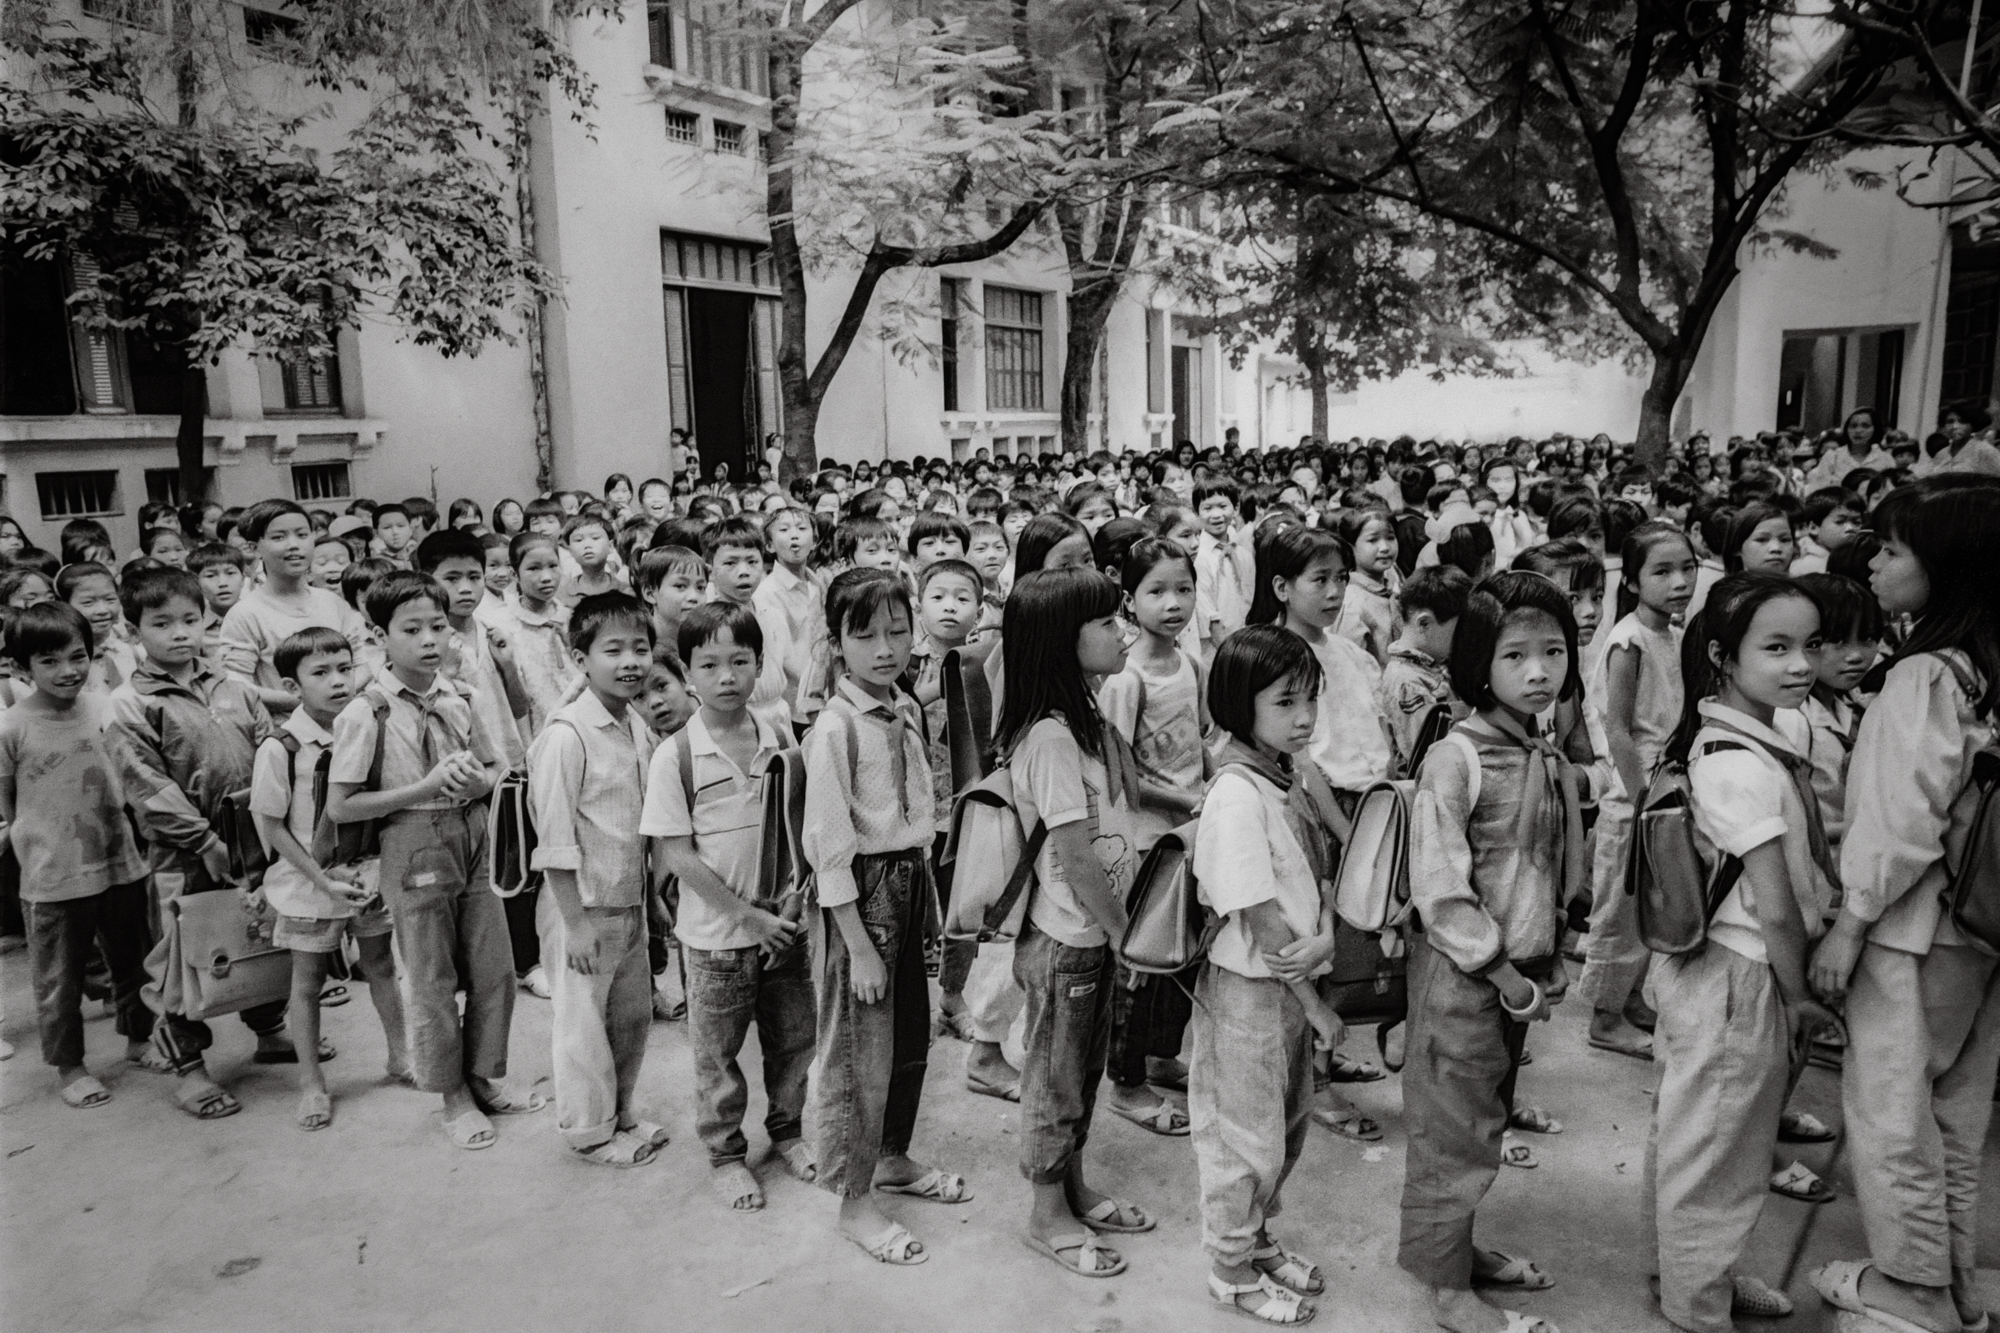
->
[[249, 708, 351, 919], [1195, 766, 1326, 980], [1193, 529, 1253, 648], [1337, 571, 1396, 665], [1376, 646, 1462, 778], [1800, 690, 1858, 851], [329, 671, 501, 811], [1012, 715, 1143, 948], [637, 708, 785, 947], [711, 589, 791, 718], [1303, 630, 1392, 793], [446, 617, 527, 771], [528, 690, 654, 909], [219, 585, 369, 693], [108, 657, 271, 856], [1842, 652, 1997, 954], [800, 677, 934, 909], [0, 693, 146, 902], [752, 562, 824, 722]]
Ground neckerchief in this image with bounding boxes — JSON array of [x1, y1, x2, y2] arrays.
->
[[1460, 710, 1588, 906], [1213, 736, 1342, 881]]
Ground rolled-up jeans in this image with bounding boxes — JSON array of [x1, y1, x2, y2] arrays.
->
[[1190, 963, 1314, 1265], [1013, 920, 1113, 1184], [538, 894, 650, 1150], [377, 805, 513, 1094]]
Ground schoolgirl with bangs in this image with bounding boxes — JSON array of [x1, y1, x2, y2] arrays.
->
[[996, 566, 1155, 1280]]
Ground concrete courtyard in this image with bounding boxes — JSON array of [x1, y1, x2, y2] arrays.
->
[[0, 949, 1982, 1333]]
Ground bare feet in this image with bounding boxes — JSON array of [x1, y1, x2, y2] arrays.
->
[[1432, 1285, 1550, 1333]]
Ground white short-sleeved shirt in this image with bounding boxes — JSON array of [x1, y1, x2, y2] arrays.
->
[[1011, 717, 1141, 948], [1690, 702, 1831, 964], [638, 709, 785, 951], [249, 709, 355, 919], [1587, 613, 1684, 800], [1304, 630, 1392, 793], [219, 585, 368, 692], [1194, 767, 1326, 979]]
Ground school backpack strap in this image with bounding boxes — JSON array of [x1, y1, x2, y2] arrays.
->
[[1435, 728, 1482, 811], [675, 724, 695, 813], [1691, 738, 1750, 916], [943, 645, 993, 791]]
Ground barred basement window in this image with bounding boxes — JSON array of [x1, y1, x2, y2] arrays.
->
[[712, 120, 745, 154], [36, 470, 121, 520], [292, 462, 352, 502], [665, 110, 700, 144], [145, 467, 216, 506]]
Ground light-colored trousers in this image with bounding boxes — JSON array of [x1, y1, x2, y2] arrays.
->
[[1578, 798, 1649, 1013], [1844, 940, 2000, 1289], [1644, 943, 1788, 1333], [537, 894, 651, 1151], [1189, 964, 1315, 1266], [964, 938, 1028, 1067]]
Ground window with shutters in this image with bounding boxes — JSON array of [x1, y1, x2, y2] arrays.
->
[[940, 277, 961, 411], [660, 231, 782, 476], [983, 286, 1045, 412], [292, 462, 352, 502], [676, 1, 768, 96], [3, 251, 204, 417]]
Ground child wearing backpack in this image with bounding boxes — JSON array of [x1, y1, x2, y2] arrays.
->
[[801, 569, 968, 1267], [251, 628, 408, 1130], [1097, 537, 1207, 1137], [642, 602, 814, 1200], [1402, 572, 1591, 1333], [999, 566, 1154, 1279], [1807, 479, 2000, 1333], [1580, 522, 1696, 1060], [1190, 624, 1348, 1326], [1792, 572, 1884, 860], [1377, 566, 1472, 776], [1644, 573, 1839, 1332]]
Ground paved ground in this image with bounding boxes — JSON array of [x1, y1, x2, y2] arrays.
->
[[1, 948, 1991, 1333]]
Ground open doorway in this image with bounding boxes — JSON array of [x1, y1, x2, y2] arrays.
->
[[661, 232, 781, 485]]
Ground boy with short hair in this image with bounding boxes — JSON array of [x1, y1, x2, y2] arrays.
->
[[636, 546, 708, 658], [703, 517, 790, 723], [754, 507, 823, 729], [1, 602, 154, 1110], [401, 496, 441, 543], [325, 570, 535, 1150], [251, 627, 409, 1130], [905, 512, 970, 574], [140, 525, 189, 569], [640, 602, 814, 1206], [563, 513, 624, 603], [527, 592, 669, 1166], [372, 504, 416, 568], [219, 499, 370, 713], [310, 533, 352, 591], [1192, 477, 1251, 659], [109, 566, 293, 1120], [1376, 565, 1472, 775], [833, 516, 898, 573], [1790, 486, 1866, 575], [638, 477, 675, 526]]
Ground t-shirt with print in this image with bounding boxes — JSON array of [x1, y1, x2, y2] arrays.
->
[[637, 709, 785, 951], [1010, 716, 1142, 948], [1097, 650, 1203, 853], [0, 695, 147, 902]]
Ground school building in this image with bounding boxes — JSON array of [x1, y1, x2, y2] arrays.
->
[[0, 4, 1977, 553]]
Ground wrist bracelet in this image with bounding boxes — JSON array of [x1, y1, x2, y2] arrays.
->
[[1498, 978, 1544, 1018]]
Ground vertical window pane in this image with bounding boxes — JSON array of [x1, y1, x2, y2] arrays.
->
[[663, 287, 692, 432]]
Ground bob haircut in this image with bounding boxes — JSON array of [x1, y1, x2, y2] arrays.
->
[[6, 600, 92, 667], [1448, 571, 1583, 712], [675, 599, 760, 664], [1795, 572, 1885, 645], [1864, 475, 2000, 715], [1718, 502, 1791, 573], [1091, 517, 1152, 584], [996, 566, 1122, 760], [1207, 623, 1322, 747], [569, 591, 655, 656], [1013, 512, 1091, 578], [237, 498, 310, 545], [1247, 524, 1350, 626], [823, 566, 914, 645]]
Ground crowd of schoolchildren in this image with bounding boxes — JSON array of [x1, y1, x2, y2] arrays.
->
[[3, 396, 1999, 1333]]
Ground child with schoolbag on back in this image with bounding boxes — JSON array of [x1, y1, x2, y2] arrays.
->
[[1096, 537, 1207, 1138], [1377, 566, 1472, 777], [1402, 573, 1592, 1333], [1647, 574, 1838, 1332], [641, 602, 814, 1201], [1579, 522, 1696, 1061], [1190, 624, 1347, 1326], [801, 569, 969, 1266], [250, 628, 407, 1131]]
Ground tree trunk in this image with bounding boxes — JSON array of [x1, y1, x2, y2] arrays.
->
[[1059, 287, 1116, 455], [176, 364, 206, 505], [513, 113, 556, 495], [1308, 361, 1329, 442], [1635, 349, 1691, 473]]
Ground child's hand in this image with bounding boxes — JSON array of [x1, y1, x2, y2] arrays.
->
[[200, 839, 233, 886], [1543, 958, 1570, 1005], [1494, 966, 1551, 1022], [848, 941, 889, 1005], [236, 882, 266, 916], [1788, 997, 1844, 1047], [741, 905, 802, 953], [566, 915, 602, 975], [486, 625, 515, 670], [1266, 932, 1337, 983], [324, 873, 374, 908], [1809, 917, 1866, 1004], [1306, 998, 1347, 1053]]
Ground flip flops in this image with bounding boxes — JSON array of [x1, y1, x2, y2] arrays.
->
[[850, 1222, 927, 1265], [1509, 1105, 1565, 1135], [1779, 1109, 1836, 1143], [620, 1119, 671, 1148], [173, 1079, 241, 1120], [1772, 1160, 1835, 1204], [318, 984, 350, 1008], [444, 1108, 496, 1150], [1475, 1251, 1556, 1291], [1324, 1053, 1385, 1083], [573, 1131, 657, 1168], [295, 1089, 332, 1131], [877, 1168, 973, 1203], [472, 1085, 548, 1116], [1110, 1098, 1190, 1136], [1024, 1230, 1124, 1278], [1077, 1197, 1154, 1234], [965, 1073, 1021, 1102], [1810, 1260, 1951, 1333], [60, 1075, 111, 1109], [1313, 1106, 1383, 1142]]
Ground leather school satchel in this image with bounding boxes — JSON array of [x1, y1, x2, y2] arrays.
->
[[167, 888, 291, 1021], [1118, 819, 1216, 974], [753, 746, 810, 966]]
